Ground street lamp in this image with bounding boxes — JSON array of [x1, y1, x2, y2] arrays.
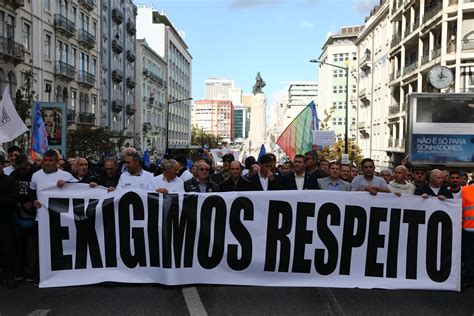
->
[[310, 59, 350, 154], [165, 97, 193, 154]]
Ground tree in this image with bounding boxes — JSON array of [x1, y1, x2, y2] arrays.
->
[[67, 126, 119, 161], [318, 139, 363, 165], [191, 126, 221, 149], [14, 70, 36, 151]]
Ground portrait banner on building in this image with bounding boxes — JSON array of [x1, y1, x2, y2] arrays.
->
[[33, 102, 67, 156], [38, 185, 461, 291]]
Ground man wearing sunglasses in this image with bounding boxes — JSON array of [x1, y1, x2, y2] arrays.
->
[[211, 153, 234, 185], [184, 160, 219, 193]]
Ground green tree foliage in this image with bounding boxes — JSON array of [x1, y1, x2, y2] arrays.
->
[[191, 126, 221, 148], [67, 126, 118, 160]]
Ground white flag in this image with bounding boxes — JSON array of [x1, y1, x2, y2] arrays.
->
[[0, 87, 29, 143]]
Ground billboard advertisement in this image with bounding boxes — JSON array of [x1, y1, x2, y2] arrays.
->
[[407, 93, 474, 167]]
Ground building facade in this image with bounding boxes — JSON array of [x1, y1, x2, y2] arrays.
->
[[204, 78, 234, 100], [101, 0, 137, 145], [386, 0, 474, 165], [192, 100, 233, 144], [135, 38, 167, 158], [0, 0, 101, 132], [136, 5, 192, 151], [317, 26, 363, 142], [233, 105, 249, 142], [355, 1, 392, 169]]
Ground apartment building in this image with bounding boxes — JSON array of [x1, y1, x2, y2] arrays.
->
[[135, 38, 167, 158], [136, 5, 193, 151], [205, 78, 234, 100], [192, 100, 233, 144], [386, 0, 474, 165], [355, 1, 392, 168], [101, 0, 137, 145], [317, 26, 363, 142], [0, 0, 100, 128]]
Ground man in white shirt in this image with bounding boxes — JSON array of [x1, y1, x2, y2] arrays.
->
[[174, 155, 193, 182], [115, 151, 154, 191], [149, 159, 184, 193], [31, 150, 77, 209], [388, 165, 415, 196], [4, 146, 21, 176]]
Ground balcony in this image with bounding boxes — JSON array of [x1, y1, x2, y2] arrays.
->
[[391, 34, 401, 48], [78, 29, 95, 48], [423, 1, 442, 24], [420, 54, 430, 65], [54, 14, 76, 37], [78, 0, 95, 11], [112, 70, 123, 83], [358, 121, 366, 129], [126, 50, 136, 62], [55, 61, 76, 80], [359, 52, 371, 71], [148, 96, 155, 105], [126, 104, 136, 116], [432, 47, 441, 59], [67, 109, 76, 122], [389, 104, 400, 115], [112, 100, 123, 113], [7, 0, 25, 9], [78, 71, 95, 87], [126, 77, 136, 89], [403, 60, 418, 76], [126, 21, 136, 36], [112, 39, 123, 54], [388, 138, 397, 148], [78, 112, 95, 124], [149, 71, 164, 86], [0, 36, 25, 63], [462, 39, 474, 51], [112, 8, 123, 25], [142, 69, 149, 76]]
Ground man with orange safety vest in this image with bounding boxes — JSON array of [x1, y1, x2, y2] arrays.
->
[[462, 183, 474, 288]]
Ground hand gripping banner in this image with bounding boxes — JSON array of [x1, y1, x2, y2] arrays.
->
[[37, 184, 462, 290]]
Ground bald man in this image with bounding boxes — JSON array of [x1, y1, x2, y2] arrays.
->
[[415, 169, 453, 200], [388, 165, 415, 196]]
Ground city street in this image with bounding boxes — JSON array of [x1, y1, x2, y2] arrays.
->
[[1, 282, 474, 315]]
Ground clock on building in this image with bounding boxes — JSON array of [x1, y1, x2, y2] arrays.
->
[[428, 66, 454, 90]]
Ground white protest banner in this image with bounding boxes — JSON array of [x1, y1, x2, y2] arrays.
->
[[210, 147, 240, 163], [0, 87, 29, 143], [313, 130, 336, 147], [37, 185, 461, 291]]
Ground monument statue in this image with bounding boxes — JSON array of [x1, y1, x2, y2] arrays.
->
[[252, 72, 266, 95]]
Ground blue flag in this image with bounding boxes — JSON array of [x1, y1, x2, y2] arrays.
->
[[309, 100, 319, 131], [31, 102, 48, 154], [143, 149, 150, 168], [257, 144, 266, 161]]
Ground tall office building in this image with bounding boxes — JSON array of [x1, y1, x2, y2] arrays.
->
[[317, 26, 363, 141], [101, 0, 137, 144], [355, 1, 391, 168], [281, 81, 318, 131], [205, 78, 234, 100], [233, 106, 250, 142], [192, 100, 233, 144], [0, 0, 101, 131], [136, 5, 192, 150], [135, 38, 167, 157]]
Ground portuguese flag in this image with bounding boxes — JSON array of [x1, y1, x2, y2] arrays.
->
[[276, 101, 319, 159]]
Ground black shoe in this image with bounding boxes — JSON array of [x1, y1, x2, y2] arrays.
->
[[7, 278, 16, 289]]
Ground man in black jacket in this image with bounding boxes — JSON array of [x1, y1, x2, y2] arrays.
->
[[0, 155, 19, 288], [184, 160, 220, 193], [74, 157, 99, 186], [282, 154, 319, 190], [247, 154, 284, 191], [415, 169, 453, 199], [220, 161, 258, 192], [305, 151, 329, 179], [211, 153, 234, 185]]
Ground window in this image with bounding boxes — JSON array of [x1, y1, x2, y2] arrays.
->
[[44, 0, 50, 11], [45, 82, 52, 102], [92, 95, 96, 113], [92, 21, 97, 37], [71, 47, 77, 67], [72, 7, 77, 24], [44, 33, 51, 59], [71, 90, 77, 111], [23, 22, 30, 51], [92, 58, 96, 76]]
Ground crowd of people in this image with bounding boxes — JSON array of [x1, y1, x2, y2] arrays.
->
[[0, 145, 473, 289]]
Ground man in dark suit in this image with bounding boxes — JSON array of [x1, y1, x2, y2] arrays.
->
[[220, 161, 257, 192], [282, 154, 319, 190], [248, 154, 284, 191], [415, 169, 453, 199], [305, 151, 329, 179]]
